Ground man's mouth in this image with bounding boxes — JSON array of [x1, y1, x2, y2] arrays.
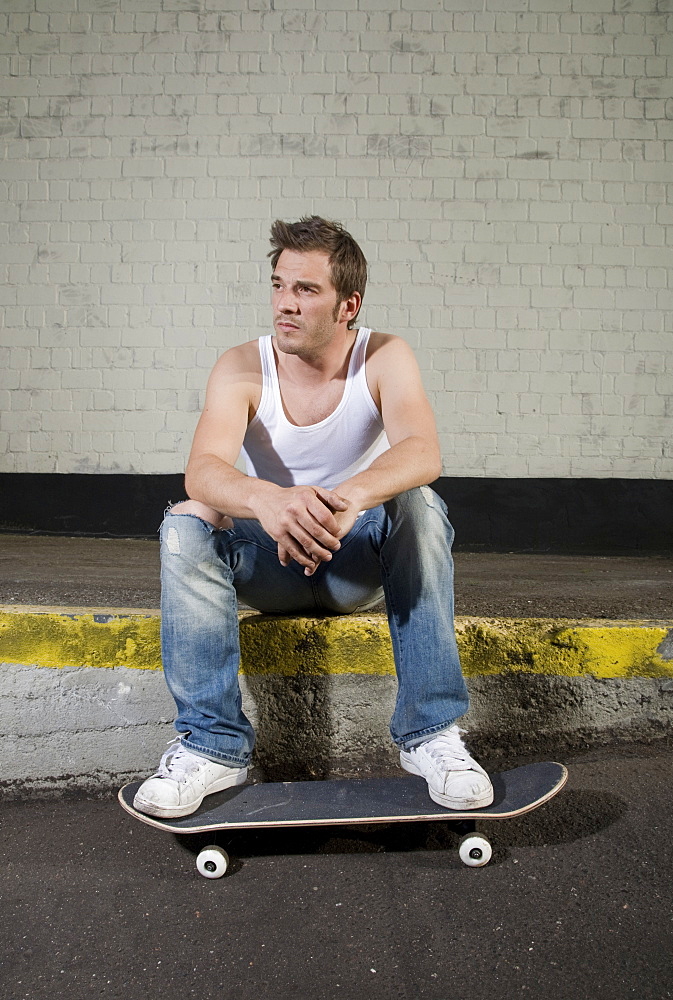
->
[[275, 320, 300, 331]]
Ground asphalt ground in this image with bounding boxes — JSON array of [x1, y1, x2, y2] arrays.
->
[[2, 741, 672, 1000], [2, 535, 673, 997], [2, 533, 673, 619]]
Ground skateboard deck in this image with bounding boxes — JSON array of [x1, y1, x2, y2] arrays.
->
[[119, 761, 567, 877]]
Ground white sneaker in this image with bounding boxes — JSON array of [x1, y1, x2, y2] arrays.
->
[[400, 726, 494, 810], [133, 738, 248, 819]]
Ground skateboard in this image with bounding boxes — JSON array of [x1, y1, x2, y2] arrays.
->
[[118, 761, 567, 878]]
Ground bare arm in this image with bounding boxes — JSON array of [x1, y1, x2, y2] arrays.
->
[[329, 334, 442, 537], [184, 345, 348, 571]]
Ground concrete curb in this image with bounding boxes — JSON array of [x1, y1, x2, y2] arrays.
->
[[2, 604, 672, 678], [2, 605, 673, 795]]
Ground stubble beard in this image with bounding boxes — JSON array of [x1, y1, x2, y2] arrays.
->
[[273, 317, 337, 363]]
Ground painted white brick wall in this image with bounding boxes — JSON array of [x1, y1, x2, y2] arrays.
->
[[1, 0, 671, 479]]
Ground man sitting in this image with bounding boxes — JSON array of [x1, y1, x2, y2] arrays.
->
[[134, 216, 493, 818]]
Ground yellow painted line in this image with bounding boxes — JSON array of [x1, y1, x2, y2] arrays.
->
[[0, 606, 672, 680], [0, 606, 163, 671], [455, 617, 673, 680], [239, 614, 395, 677]]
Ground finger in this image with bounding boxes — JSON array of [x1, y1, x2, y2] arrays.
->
[[298, 510, 342, 551], [285, 501, 341, 551], [302, 551, 321, 576], [314, 487, 349, 512], [279, 530, 334, 569], [277, 541, 325, 569]]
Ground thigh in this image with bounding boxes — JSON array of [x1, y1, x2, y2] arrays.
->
[[218, 517, 320, 613], [312, 507, 386, 613]]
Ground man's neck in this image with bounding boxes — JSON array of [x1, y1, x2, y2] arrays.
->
[[273, 326, 358, 386]]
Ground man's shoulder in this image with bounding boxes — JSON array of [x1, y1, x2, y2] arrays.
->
[[365, 331, 417, 366], [211, 339, 263, 377], [204, 340, 263, 405]]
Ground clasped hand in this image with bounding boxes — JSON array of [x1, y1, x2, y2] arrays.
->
[[257, 484, 358, 577]]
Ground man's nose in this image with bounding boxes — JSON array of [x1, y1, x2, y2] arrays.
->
[[277, 288, 299, 312]]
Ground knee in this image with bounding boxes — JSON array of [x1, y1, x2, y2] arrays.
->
[[168, 500, 232, 530], [386, 487, 454, 542], [386, 486, 447, 520], [161, 503, 228, 568]]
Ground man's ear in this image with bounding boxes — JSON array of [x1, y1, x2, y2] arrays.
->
[[338, 291, 361, 325]]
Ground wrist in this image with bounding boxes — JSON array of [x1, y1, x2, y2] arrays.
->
[[336, 480, 371, 513], [247, 478, 282, 520]]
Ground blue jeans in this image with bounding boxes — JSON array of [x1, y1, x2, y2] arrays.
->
[[159, 486, 469, 767]]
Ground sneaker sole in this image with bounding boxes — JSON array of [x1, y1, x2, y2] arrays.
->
[[133, 766, 248, 819], [400, 754, 494, 811]]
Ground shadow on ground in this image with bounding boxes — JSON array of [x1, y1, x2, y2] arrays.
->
[[171, 787, 625, 874]]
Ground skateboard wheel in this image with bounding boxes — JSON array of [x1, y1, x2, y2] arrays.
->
[[458, 834, 492, 868], [196, 845, 229, 879]]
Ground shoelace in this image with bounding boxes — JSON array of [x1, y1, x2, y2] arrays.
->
[[416, 727, 475, 770], [155, 737, 205, 781]]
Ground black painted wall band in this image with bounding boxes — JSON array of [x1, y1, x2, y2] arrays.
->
[[0, 473, 671, 554]]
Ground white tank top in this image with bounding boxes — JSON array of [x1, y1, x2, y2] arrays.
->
[[241, 327, 389, 490]]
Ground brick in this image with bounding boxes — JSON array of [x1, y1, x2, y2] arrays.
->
[[0, 9, 669, 481]]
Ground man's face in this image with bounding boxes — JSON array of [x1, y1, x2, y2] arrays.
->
[[271, 249, 344, 361]]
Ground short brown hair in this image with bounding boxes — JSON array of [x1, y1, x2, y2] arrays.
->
[[268, 216, 367, 328]]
